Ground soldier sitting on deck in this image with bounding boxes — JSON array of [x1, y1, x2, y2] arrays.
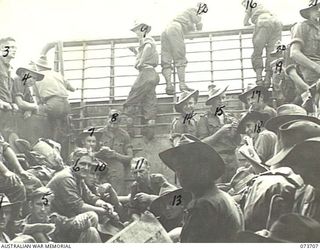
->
[[128, 157, 176, 220]]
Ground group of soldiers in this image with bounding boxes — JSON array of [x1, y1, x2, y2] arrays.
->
[[1, 0, 320, 244]]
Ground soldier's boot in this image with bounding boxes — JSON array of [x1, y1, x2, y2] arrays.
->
[[255, 68, 264, 86], [177, 66, 194, 92], [126, 117, 135, 138], [162, 68, 175, 95], [264, 70, 272, 88], [143, 119, 156, 141]]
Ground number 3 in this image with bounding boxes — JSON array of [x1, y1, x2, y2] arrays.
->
[[2, 46, 9, 57]]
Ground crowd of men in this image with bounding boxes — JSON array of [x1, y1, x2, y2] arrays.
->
[[1, 0, 320, 244]]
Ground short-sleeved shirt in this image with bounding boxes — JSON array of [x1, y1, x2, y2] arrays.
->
[[0, 59, 13, 103], [170, 115, 199, 140], [173, 8, 202, 34], [136, 37, 159, 68], [99, 127, 132, 156], [47, 167, 100, 218], [129, 174, 173, 214], [180, 186, 244, 242], [291, 20, 320, 61], [34, 70, 71, 101], [254, 129, 277, 163], [245, 3, 272, 25], [198, 111, 239, 154], [12, 77, 34, 103]]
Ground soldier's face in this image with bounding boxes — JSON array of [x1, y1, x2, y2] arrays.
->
[[182, 97, 196, 114], [132, 166, 150, 184], [246, 94, 264, 109], [82, 135, 97, 151], [30, 197, 51, 223], [1, 40, 17, 61], [0, 206, 11, 231], [244, 121, 258, 138]]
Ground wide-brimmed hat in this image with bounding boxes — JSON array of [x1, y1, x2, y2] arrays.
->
[[131, 21, 151, 33], [266, 120, 320, 166], [0, 194, 17, 208], [281, 136, 320, 172], [239, 83, 270, 104], [33, 55, 52, 70], [16, 62, 44, 81], [236, 213, 320, 243], [265, 104, 320, 134], [205, 84, 228, 105], [174, 90, 199, 113], [149, 188, 192, 217], [237, 111, 271, 134], [97, 217, 125, 236], [300, 0, 320, 19], [159, 134, 225, 180]]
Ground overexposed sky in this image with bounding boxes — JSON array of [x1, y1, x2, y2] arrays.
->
[[0, 0, 308, 68]]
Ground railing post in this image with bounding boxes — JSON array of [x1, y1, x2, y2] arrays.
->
[[239, 31, 246, 111], [110, 41, 115, 104], [79, 42, 86, 130], [209, 34, 214, 84]]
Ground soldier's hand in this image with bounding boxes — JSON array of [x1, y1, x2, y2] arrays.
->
[[134, 193, 152, 203], [4, 171, 22, 186], [23, 111, 32, 119]]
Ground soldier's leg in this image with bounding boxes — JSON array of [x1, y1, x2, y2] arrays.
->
[[161, 31, 175, 95], [252, 26, 268, 85], [123, 71, 149, 137], [265, 21, 283, 88], [142, 71, 160, 140], [167, 24, 193, 92]]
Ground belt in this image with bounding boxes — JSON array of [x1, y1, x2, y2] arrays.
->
[[43, 95, 68, 103]]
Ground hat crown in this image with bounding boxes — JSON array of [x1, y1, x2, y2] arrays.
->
[[270, 213, 320, 242], [277, 104, 307, 116], [177, 91, 193, 102], [0, 193, 12, 207], [279, 120, 320, 149]]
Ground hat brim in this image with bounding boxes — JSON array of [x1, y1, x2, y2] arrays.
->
[[235, 231, 282, 243], [149, 188, 192, 217], [97, 220, 124, 236], [300, 4, 320, 19], [159, 141, 225, 180], [265, 115, 320, 134], [239, 151, 269, 173], [282, 137, 320, 169], [175, 90, 199, 113], [237, 112, 271, 134], [205, 85, 229, 105], [16, 67, 44, 81], [131, 23, 151, 33], [265, 147, 292, 167], [239, 86, 270, 104]]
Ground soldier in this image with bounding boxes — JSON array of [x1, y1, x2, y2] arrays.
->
[[159, 135, 244, 242], [95, 110, 133, 196], [242, 0, 282, 87], [128, 157, 175, 219], [0, 37, 18, 141], [14, 63, 43, 119], [161, 4, 203, 95], [198, 84, 240, 182], [239, 83, 277, 118], [124, 21, 160, 139], [291, 0, 320, 111], [170, 90, 199, 146]]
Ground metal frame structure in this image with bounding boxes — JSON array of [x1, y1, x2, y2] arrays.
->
[[41, 25, 292, 134]]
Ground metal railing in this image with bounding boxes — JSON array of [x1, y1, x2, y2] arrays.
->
[[43, 24, 293, 134]]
